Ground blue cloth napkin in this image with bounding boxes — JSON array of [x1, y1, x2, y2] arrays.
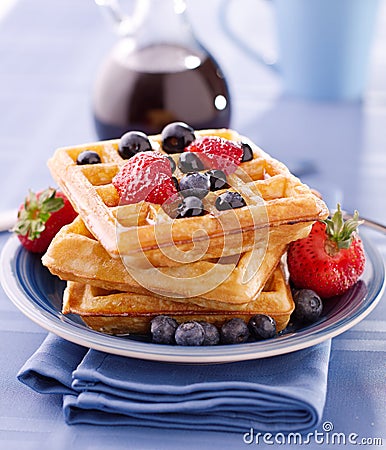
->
[[18, 333, 331, 433]]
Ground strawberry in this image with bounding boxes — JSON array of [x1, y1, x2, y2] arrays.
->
[[287, 205, 365, 298], [13, 188, 77, 253], [185, 136, 243, 175], [112, 151, 177, 205], [145, 174, 178, 205]]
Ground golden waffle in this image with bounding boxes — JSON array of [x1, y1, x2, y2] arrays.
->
[[63, 263, 294, 335], [47, 129, 328, 263], [42, 215, 310, 306]]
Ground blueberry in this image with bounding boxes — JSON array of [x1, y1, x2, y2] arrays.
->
[[179, 172, 210, 199], [76, 150, 101, 165], [150, 315, 178, 344], [199, 321, 220, 346], [177, 196, 205, 218], [161, 122, 196, 154], [205, 169, 228, 191], [178, 152, 204, 173], [292, 289, 323, 323], [240, 142, 253, 162], [171, 176, 179, 191], [248, 314, 276, 340], [215, 191, 246, 211], [175, 321, 205, 346], [167, 156, 176, 173], [118, 131, 152, 159], [220, 318, 250, 344]]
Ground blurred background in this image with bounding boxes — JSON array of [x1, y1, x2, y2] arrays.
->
[[0, 0, 386, 222]]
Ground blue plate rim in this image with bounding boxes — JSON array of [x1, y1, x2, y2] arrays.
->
[[1, 232, 385, 363]]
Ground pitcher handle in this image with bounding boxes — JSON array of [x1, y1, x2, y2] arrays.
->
[[95, 0, 151, 37]]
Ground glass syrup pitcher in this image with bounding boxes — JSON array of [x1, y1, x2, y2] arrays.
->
[[93, 0, 232, 140]]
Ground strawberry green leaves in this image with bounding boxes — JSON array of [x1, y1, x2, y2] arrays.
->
[[322, 204, 363, 251], [14, 188, 64, 240]]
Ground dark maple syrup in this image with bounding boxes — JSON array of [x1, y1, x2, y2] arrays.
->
[[93, 43, 231, 139]]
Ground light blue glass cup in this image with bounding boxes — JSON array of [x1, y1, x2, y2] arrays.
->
[[221, 0, 381, 101], [273, 0, 380, 100]]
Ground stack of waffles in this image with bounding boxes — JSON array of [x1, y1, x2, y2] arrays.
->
[[42, 128, 328, 336]]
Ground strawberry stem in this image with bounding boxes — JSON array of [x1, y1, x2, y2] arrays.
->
[[322, 203, 363, 250], [13, 188, 64, 240]]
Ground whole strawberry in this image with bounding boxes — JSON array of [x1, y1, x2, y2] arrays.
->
[[13, 188, 77, 253], [287, 205, 365, 298]]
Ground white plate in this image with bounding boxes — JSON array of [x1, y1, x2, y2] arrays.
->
[[1, 234, 384, 363]]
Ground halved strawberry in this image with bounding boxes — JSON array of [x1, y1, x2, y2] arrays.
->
[[145, 174, 178, 205], [287, 205, 365, 298], [112, 151, 177, 205], [185, 136, 243, 175], [13, 188, 77, 253]]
